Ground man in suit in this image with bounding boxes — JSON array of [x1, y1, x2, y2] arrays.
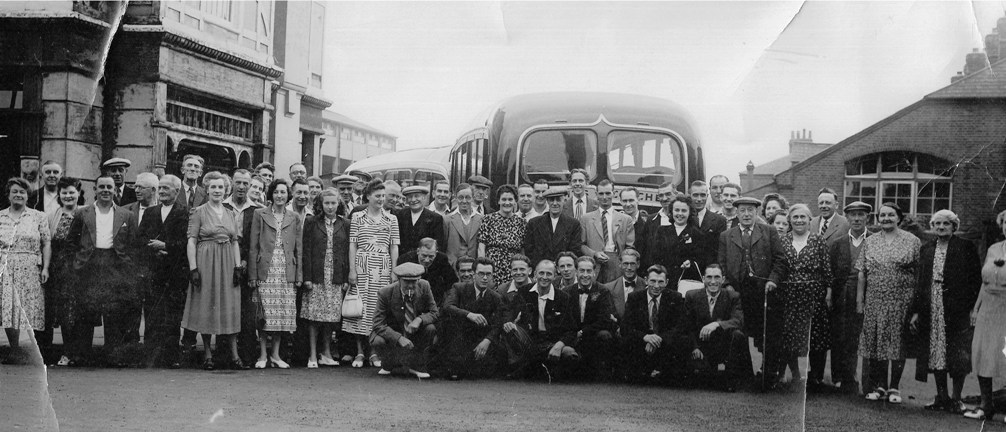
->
[[441, 257, 506, 380], [371, 263, 440, 379], [717, 196, 788, 383], [27, 160, 68, 213], [495, 254, 532, 369], [621, 264, 689, 382], [561, 169, 598, 219], [120, 172, 159, 345], [602, 248, 645, 322], [556, 252, 578, 290], [333, 174, 359, 213], [561, 256, 617, 379], [443, 184, 482, 265], [810, 187, 850, 248], [516, 183, 540, 221], [397, 238, 458, 306], [500, 259, 578, 380], [523, 187, 583, 269], [580, 180, 634, 284], [137, 174, 189, 368], [706, 175, 729, 214], [689, 180, 728, 266], [467, 175, 494, 215], [176, 154, 207, 210], [719, 183, 742, 230], [618, 187, 648, 243], [396, 185, 446, 252], [828, 201, 872, 394], [101, 158, 136, 206], [683, 264, 751, 392], [66, 174, 138, 365]]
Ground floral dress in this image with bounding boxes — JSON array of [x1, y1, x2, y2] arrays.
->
[[258, 209, 298, 332], [301, 218, 345, 323], [779, 233, 832, 357], [857, 230, 920, 360], [0, 208, 50, 330], [477, 212, 526, 282]]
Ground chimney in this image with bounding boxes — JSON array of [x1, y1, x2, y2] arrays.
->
[[986, 32, 1000, 65], [744, 161, 755, 193], [951, 71, 965, 83], [965, 48, 987, 75]]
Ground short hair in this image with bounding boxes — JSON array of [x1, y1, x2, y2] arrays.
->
[[817, 187, 839, 201], [556, 251, 577, 264], [233, 168, 251, 178], [722, 182, 742, 194], [318, 188, 340, 200], [289, 162, 306, 172], [575, 255, 596, 269], [671, 195, 694, 218], [534, 179, 549, 188], [619, 186, 639, 200], [930, 209, 960, 231], [510, 254, 531, 268], [160, 174, 182, 191], [569, 168, 588, 180], [363, 179, 385, 199], [475, 256, 494, 269], [690, 180, 707, 189], [454, 182, 471, 194], [383, 180, 401, 192], [766, 210, 789, 227], [879, 202, 904, 222], [620, 247, 640, 261], [417, 237, 438, 251], [496, 184, 517, 200], [657, 181, 676, 190], [266, 179, 290, 202], [705, 263, 722, 272], [535, 259, 556, 272], [202, 171, 226, 187], [455, 255, 476, 272], [597, 179, 614, 190], [56, 176, 82, 193], [255, 162, 275, 173], [134, 172, 158, 189], [762, 193, 789, 216], [94, 173, 115, 184], [709, 175, 729, 184], [787, 203, 813, 221], [517, 183, 533, 191], [290, 178, 309, 190], [41, 160, 61, 169], [5, 177, 30, 196], [307, 175, 323, 186], [182, 154, 205, 166], [646, 264, 668, 277]]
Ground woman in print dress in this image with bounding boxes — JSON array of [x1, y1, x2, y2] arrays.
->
[[347, 179, 399, 368], [856, 202, 920, 404], [478, 185, 526, 283], [963, 210, 1006, 420], [301, 189, 350, 368]]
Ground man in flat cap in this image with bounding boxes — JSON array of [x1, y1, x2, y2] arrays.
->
[[523, 187, 582, 270], [101, 157, 136, 205], [467, 175, 494, 215], [717, 196, 788, 387], [348, 170, 371, 206], [370, 262, 440, 378], [396, 185, 445, 252], [828, 200, 873, 393], [397, 238, 457, 306]]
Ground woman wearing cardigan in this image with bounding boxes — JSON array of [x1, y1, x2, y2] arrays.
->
[[301, 189, 350, 368]]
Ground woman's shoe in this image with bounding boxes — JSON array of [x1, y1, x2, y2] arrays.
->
[[369, 354, 382, 368], [56, 355, 71, 367], [228, 359, 250, 370], [886, 389, 902, 404], [341, 354, 354, 363], [865, 387, 886, 401], [352, 354, 364, 368], [254, 359, 267, 369], [202, 358, 215, 371], [948, 399, 967, 414], [318, 355, 339, 367], [307, 359, 319, 369], [269, 357, 290, 369], [964, 408, 988, 420]]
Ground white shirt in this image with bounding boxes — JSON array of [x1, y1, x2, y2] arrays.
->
[[506, 280, 522, 293], [287, 202, 314, 216], [696, 208, 708, 226], [657, 209, 673, 226], [137, 205, 149, 225], [161, 204, 173, 222], [473, 203, 486, 215], [43, 189, 58, 214], [550, 215, 561, 232], [529, 283, 554, 332], [850, 229, 867, 247], [411, 210, 423, 225], [520, 207, 541, 222], [706, 290, 721, 316], [95, 205, 115, 249], [577, 288, 589, 322], [572, 194, 586, 218], [599, 208, 616, 252], [427, 201, 450, 216], [622, 278, 637, 301]]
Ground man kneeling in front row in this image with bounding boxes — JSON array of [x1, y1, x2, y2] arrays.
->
[[370, 263, 439, 378], [621, 264, 689, 383], [683, 264, 753, 392], [441, 257, 505, 380]]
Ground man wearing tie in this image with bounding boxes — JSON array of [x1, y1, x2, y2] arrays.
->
[[683, 264, 751, 392], [580, 180, 634, 283], [561, 169, 598, 219], [441, 257, 505, 380], [100, 158, 136, 206], [176, 154, 207, 210], [719, 183, 742, 230], [443, 185, 482, 265], [621, 264, 688, 382], [602, 248, 645, 322], [121, 172, 159, 345], [467, 175, 495, 215], [689, 180, 728, 266], [396, 185, 446, 252], [501, 259, 578, 380], [810, 187, 850, 248], [523, 187, 583, 270], [370, 263, 440, 379], [562, 256, 617, 379]]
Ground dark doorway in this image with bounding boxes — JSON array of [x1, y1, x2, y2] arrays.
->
[[166, 140, 236, 177]]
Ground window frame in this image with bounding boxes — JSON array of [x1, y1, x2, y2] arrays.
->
[[843, 152, 953, 220]]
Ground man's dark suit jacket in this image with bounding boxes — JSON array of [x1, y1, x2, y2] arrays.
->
[[395, 208, 446, 252], [683, 288, 744, 350], [495, 279, 531, 323], [515, 284, 576, 344], [443, 281, 505, 343], [397, 250, 458, 305], [716, 222, 787, 289], [693, 210, 728, 266], [523, 213, 583, 269], [602, 275, 646, 321], [67, 203, 137, 270], [561, 282, 617, 345], [621, 289, 686, 347], [116, 185, 137, 206], [302, 214, 350, 286], [137, 203, 189, 278], [177, 184, 207, 210], [372, 280, 439, 344]]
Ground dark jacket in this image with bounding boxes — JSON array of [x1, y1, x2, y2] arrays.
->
[[621, 289, 687, 347], [395, 208, 446, 252], [683, 288, 744, 350], [693, 210, 728, 267], [67, 203, 136, 269], [443, 281, 505, 343], [562, 282, 617, 344], [248, 207, 303, 283], [515, 283, 577, 343], [177, 184, 207, 210], [396, 250, 458, 306], [302, 214, 350, 285], [523, 213, 583, 269], [137, 203, 189, 278], [642, 219, 706, 281], [372, 280, 439, 344], [717, 223, 788, 289]]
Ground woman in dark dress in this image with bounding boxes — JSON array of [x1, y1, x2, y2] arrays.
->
[[46, 177, 83, 366], [644, 195, 705, 284], [911, 209, 981, 414]]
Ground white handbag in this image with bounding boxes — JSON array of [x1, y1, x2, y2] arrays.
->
[[677, 262, 704, 295], [341, 285, 363, 319]]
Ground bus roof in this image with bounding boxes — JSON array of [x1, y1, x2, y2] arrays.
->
[[344, 146, 451, 175]]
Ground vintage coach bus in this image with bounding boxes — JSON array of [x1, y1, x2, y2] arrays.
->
[[343, 146, 451, 188]]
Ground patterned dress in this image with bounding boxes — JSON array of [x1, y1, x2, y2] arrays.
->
[[259, 209, 298, 332], [345, 210, 399, 336], [301, 218, 345, 323], [779, 233, 832, 357], [477, 212, 526, 283], [857, 229, 920, 360], [927, 241, 948, 370], [181, 205, 240, 335], [972, 241, 1006, 377], [0, 208, 49, 330]]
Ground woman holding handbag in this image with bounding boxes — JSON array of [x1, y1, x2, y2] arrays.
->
[[301, 189, 350, 368]]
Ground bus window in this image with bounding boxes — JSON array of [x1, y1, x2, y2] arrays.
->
[[432, 172, 447, 185], [414, 170, 443, 187], [386, 169, 413, 186], [608, 131, 681, 187], [522, 129, 597, 182]]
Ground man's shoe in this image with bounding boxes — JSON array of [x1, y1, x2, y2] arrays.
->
[[448, 374, 462, 381], [378, 368, 392, 375], [409, 368, 431, 379]]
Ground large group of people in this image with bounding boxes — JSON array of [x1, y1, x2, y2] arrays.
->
[[2, 157, 1006, 421]]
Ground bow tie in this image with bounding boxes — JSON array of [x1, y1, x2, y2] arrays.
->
[[578, 287, 591, 295], [624, 279, 635, 288]]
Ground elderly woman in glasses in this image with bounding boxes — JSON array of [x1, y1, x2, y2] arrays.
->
[[963, 210, 1006, 420]]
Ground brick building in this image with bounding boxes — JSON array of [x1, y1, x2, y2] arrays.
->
[[740, 130, 832, 194]]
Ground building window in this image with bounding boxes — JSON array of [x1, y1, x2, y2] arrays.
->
[[202, 0, 233, 21], [843, 151, 953, 220]]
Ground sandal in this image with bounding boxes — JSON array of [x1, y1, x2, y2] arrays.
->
[[369, 354, 382, 368], [352, 354, 364, 368], [865, 387, 886, 401], [887, 389, 902, 404]]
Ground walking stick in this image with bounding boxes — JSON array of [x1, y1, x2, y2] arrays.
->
[[761, 287, 768, 392]]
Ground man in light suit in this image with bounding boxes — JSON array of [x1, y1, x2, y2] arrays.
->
[[602, 248, 645, 322], [443, 184, 482, 265], [683, 264, 751, 392], [523, 187, 583, 269], [120, 172, 159, 345], [810, 187, 850, 248], [66, 174, 138, 365], [396, 185, 446, 252], [689, 180, 728, 266], [561, 169, 598, 219], [580, 180, 634, 284], [176, 154, 207, 210], [618, 187, 648, 243], [370, 263, 440, 379]]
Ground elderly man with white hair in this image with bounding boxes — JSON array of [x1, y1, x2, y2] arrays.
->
[[120, 171, 160, 346]]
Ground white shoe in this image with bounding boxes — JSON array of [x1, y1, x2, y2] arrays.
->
[[57, 356, 71, 367], [270, 358, 290, 369], [307, 360, 318, 369], [409, 368, 430, 379], [378, 368, 392, 375], [352, 355, 364, 368], [318, 356, 339, 367]]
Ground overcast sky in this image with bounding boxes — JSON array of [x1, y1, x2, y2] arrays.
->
[[324, 1, 1006, 182]]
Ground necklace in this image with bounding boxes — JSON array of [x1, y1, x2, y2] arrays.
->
[[995, 242, 1005, 267]]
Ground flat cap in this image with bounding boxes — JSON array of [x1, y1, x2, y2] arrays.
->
[[467, 175, 492, 187], [843, 201, 873, 213], [101, 157, 131, 169], [543, 186, 568, 199], [393, 262, 425, 280], [733, 196, 762, 207], [402, 185, 430, 196], [348, 170, 372, 182], [332, 174, 358, 186]]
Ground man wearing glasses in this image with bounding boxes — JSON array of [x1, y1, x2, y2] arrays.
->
[[441, 257, 505, 380]]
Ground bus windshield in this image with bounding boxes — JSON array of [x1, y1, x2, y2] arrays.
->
[[522, 129, 597, 182], [607, 130, 681, 187]]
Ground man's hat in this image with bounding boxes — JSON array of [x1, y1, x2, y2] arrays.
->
[[332, 174, 358, 186], [348, 170, 372, 182], [101, 157, 131, 169], [402, 185, 430, 196], [843, 201, 873, 214], [467, 175, 492, 187], [543, 186, 568, 199], [393, 262, 425, 280], [733, 197, 761, 207]]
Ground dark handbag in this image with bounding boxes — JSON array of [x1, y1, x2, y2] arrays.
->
[[251, 289, 266, 330]]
